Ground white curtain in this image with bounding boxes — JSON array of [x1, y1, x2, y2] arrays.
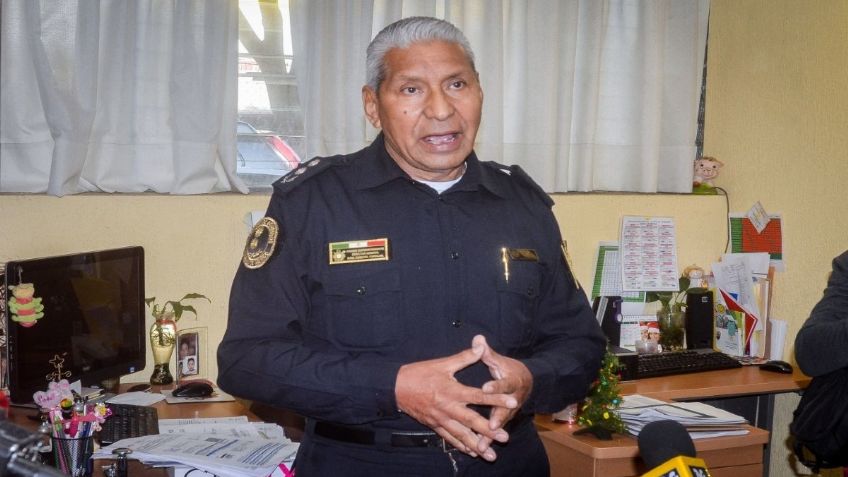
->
[[289, 0, 375, 157], [0, 0, 245, 195], [290, 0, 709, 193]]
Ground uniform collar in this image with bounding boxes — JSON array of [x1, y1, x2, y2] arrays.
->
[[355, 133, 508, 199]]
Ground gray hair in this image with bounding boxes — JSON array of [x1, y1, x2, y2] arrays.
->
[[365, 16, 476, 92]]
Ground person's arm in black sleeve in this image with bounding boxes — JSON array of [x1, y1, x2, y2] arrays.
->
[[518, 219, 607, 413], [216, 192, 403, 425], [795, 250, 848, 377]]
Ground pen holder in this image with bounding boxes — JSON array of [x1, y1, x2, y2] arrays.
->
[[51, 435, 94, 477]]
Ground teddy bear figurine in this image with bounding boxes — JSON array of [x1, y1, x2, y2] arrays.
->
[[693, 156, 724, 194], [683, 264, 709, 289]]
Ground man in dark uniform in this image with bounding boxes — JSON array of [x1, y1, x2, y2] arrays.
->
[[218, 16, 606, 476], [795, 250, 848, 377]]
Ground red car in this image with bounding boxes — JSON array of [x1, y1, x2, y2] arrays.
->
[[237, 121, 301, 185]]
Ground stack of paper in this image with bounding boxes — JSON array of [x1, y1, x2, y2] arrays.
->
[[158, 416, 287, 440], [711, 252, 773, 359], [94, 418, 298, 477], [618, 395, 749, 440]]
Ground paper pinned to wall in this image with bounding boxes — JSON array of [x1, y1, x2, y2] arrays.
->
[[620, 216, 680, 292], [729, 213, 784, 271], [746, 201, 770, 234], [590, 242, 645, 308]]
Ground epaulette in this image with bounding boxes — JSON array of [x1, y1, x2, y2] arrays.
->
[[486, 162, 554, 207], [272, 156, 340, 196]]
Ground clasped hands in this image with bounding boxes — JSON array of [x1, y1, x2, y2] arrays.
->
[[395, 334, 532, 462]]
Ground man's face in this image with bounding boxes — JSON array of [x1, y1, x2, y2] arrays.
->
[[363, 40, 483, 182]]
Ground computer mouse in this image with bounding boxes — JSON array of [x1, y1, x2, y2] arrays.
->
[[172, 381, 214, 398], [760, 360, 793, 374]]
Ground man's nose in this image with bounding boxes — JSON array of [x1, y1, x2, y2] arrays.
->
[[424, 89, 455, 120]]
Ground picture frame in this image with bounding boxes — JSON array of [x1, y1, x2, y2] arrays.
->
[[176, 326, 208, 383]]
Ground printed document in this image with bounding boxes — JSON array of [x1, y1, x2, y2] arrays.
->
[[619, 394, 749, 439], [94, 418, 297, 477]]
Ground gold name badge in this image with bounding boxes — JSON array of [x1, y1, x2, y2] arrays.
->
[[329, 238, 389, 265], [507, 248, 539, 262]]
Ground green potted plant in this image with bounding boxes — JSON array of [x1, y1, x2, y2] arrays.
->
[[646, 277, 691, 352], [145, 293, 210, 322], [145, 293, 210, 385]]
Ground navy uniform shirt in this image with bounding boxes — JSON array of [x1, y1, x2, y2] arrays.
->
[[796, 250, 848, 376], [217, 134, 606, 431]]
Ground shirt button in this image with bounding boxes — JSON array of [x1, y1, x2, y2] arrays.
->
[[526, 287, 535, 296], [452, 320, 462, 328], [356, 286, 367, 295], [450, 251, 460, 260]]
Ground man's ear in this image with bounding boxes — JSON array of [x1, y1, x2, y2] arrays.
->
[[362, 86, 381, 129]]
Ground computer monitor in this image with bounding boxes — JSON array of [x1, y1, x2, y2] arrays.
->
[[3, 246, 146, 405]]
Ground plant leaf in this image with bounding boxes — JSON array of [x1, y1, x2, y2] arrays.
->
[[647, 290, 677, 307], [180, 305, 198, 319], [166, 301, 182, 320], [146, 293, 208, 321], [180, 293, 210, 303]]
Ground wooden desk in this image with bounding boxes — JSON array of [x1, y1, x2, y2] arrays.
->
[[617, 364, 809, 401], [536, 418, 769, 477], [8, 384, 258, 429], [10, 370, 807, 477], [536, 366, 808, 477]]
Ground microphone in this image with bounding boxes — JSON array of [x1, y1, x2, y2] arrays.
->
[[0, 420, 65, 477], [638, 420, 712, 477], [6, 456, 66, 477]]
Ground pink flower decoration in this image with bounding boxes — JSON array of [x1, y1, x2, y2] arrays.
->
[[32, 379, 74, 410]]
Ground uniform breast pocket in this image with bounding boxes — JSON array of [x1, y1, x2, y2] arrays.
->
[[496, 263, 542, 348], [324, 268, 403, 351]]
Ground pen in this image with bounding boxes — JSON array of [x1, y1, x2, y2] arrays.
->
[[501, 247, 510, 283], [68, 415, 79, 438]]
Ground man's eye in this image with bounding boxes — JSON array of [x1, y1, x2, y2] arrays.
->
[[449, 80, 466, 89], [402, 87, 418, 94]]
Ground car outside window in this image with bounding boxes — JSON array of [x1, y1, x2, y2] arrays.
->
[[238, 0, 304, 189]]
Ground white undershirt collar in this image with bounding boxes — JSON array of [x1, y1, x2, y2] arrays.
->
[[416, 163, 466, 194]]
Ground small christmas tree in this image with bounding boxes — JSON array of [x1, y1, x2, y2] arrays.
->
[[575, 349, 626, 440]]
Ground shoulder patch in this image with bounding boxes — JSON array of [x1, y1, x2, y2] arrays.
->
[[273, 157, 337, 195], [242, 217, 279, 269]]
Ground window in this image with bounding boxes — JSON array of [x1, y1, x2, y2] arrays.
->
[[237, 0, 304, 189], [1, 1, 707, 195], [233, 1, 709, 193]]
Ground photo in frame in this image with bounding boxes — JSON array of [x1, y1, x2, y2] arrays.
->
[[176, 327, 208, 382]]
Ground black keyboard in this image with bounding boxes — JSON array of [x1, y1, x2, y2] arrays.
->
[[99, 403, 159, 446], [636, 349, 743, 379]]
